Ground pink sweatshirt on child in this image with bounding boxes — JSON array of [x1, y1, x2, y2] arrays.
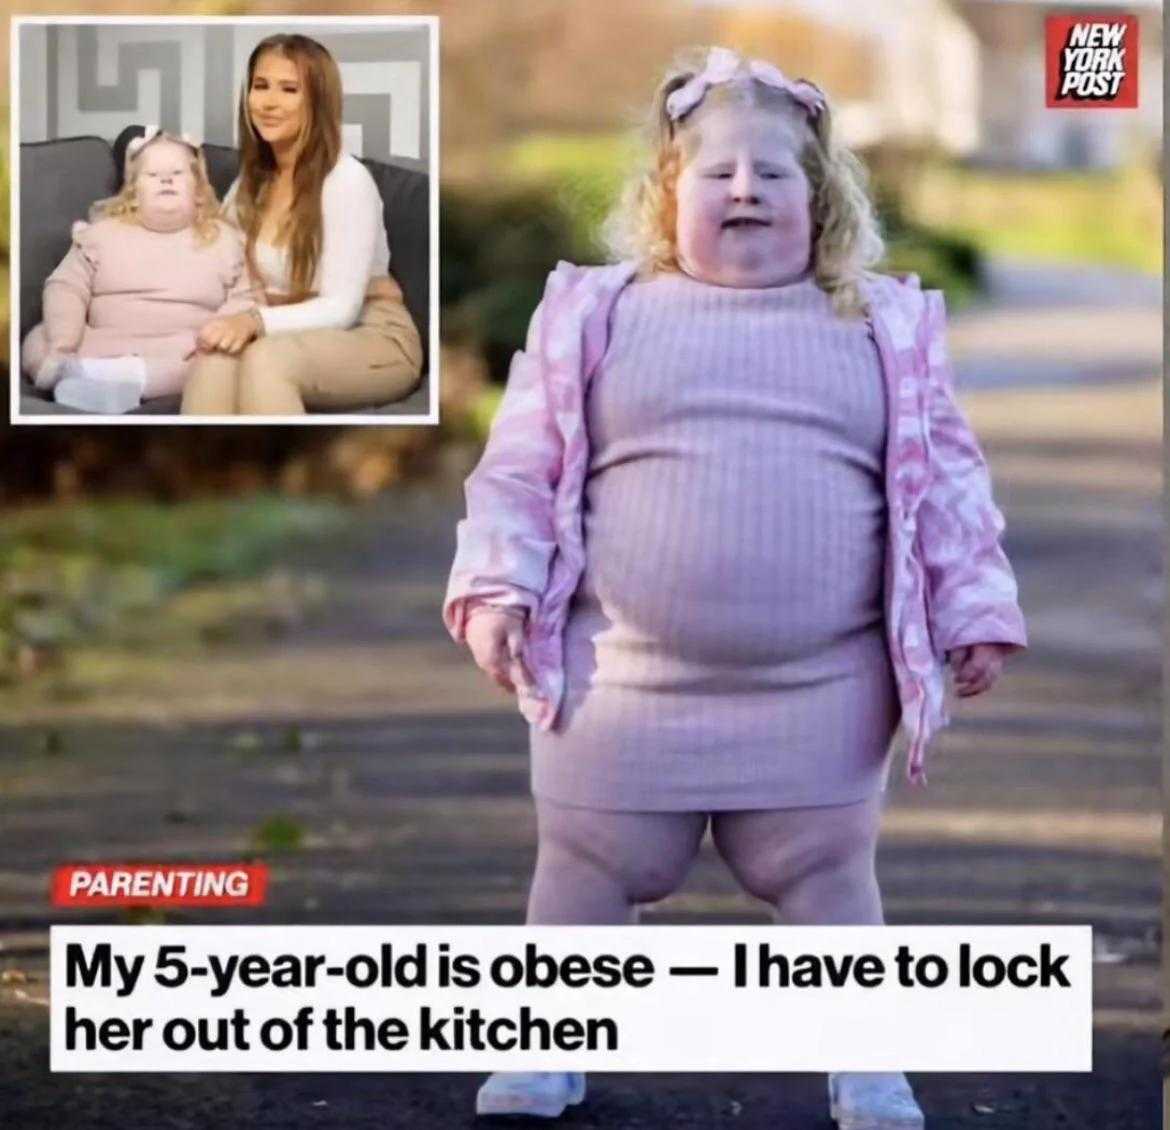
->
[[22, 218, 255, 398], [445, 262, 1029, 785]]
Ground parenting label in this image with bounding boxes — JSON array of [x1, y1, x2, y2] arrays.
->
[[51, 925, 1092, 1071]]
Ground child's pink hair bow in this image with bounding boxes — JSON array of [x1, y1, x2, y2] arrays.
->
[[126, 125, 203, 162], [666, 47, 826, 123]]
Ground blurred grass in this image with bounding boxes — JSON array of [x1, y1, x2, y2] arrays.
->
[[1, 496, 344, 586], [909, 161, 1162, 276], [252, 814, 305, 854], [0, 496, 349, 684]]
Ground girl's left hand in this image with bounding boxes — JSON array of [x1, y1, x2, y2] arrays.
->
[[946, 643, 1013, 697], [196, 313, 258, 355]]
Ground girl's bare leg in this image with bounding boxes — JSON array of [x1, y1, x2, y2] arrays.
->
[[712, 795, 922, 1129], [710, 793, 884, 925], [527, 797, 707, 924], [478, 799, 707, 1118]]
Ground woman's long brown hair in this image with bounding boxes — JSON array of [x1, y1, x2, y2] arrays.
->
[[234, 34, 343, 301]]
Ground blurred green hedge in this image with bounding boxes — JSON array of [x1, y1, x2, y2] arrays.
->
[[441, 186, 592, 381]]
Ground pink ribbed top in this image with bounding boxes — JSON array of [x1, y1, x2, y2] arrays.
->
[[529, 269, 901, 811]]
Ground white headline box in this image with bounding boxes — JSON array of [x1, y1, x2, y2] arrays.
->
[[51, 925, 1092, 1072]]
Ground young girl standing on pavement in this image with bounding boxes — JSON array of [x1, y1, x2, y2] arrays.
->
[[444, 47, 1026, 1129]]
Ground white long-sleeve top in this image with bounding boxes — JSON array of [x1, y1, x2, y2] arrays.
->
[[222, 152, 391, 335]]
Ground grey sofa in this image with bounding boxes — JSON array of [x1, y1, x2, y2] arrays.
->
[[18, 125, 430, 417]]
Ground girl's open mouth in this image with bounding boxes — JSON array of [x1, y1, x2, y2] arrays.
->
[[721, 217, 771, 229]]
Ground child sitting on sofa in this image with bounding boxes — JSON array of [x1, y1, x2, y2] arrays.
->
[[21, 128, 256, 413]]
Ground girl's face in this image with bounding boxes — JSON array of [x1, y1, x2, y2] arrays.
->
[[248, 51, 307, 151], [674, 104, 812, 288], [135, 139, 198, 232]]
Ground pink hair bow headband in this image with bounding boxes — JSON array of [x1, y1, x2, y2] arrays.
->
[[665, 47, 826, 124], [126, 125, 203, 163]]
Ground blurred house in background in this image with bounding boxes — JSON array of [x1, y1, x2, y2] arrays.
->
[[756, 0, 983, 156], [718, 0, 1162, 168]]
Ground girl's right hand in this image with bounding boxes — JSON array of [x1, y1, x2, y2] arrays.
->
[[465, 608, 536, 695]]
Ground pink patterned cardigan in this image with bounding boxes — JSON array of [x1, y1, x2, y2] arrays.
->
[[443, 262, 1028, 784]]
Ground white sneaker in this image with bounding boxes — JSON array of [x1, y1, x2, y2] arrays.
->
[[475, 1071, 586, 1118], [54, 356, 146, 414], [828, 1072, 925, 1129]]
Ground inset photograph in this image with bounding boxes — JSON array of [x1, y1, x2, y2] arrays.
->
[[12, 17, 437, 423]]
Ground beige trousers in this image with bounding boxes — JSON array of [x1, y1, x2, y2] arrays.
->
[[180, 295, 423, 416]]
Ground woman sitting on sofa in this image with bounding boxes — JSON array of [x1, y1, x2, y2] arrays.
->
[[181, 32, 422, 416]]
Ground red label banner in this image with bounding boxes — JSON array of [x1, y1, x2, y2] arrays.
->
[[51, 863, 268, 907]]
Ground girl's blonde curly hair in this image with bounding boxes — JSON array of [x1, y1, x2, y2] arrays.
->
[[603, 48, 884, 318], [89, 132, 222, 247]]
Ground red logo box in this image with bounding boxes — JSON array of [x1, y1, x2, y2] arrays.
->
[[1046, 13, 1140, 108]]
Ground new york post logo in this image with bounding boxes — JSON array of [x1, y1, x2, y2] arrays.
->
[[1046, 13, 1139, 108]]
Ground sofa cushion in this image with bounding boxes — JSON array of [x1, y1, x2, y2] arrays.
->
[[360, 157, 430, 372], [20, 128, 430, 416], [19, 137, 118, 339]]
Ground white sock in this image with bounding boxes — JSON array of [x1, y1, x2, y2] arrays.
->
[[54, 356, 147, 414], [63, 356, 148, 383]]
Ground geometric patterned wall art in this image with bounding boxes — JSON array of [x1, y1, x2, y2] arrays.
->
[[53, 24, 205, 144], [22, 20, 431, 171]]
